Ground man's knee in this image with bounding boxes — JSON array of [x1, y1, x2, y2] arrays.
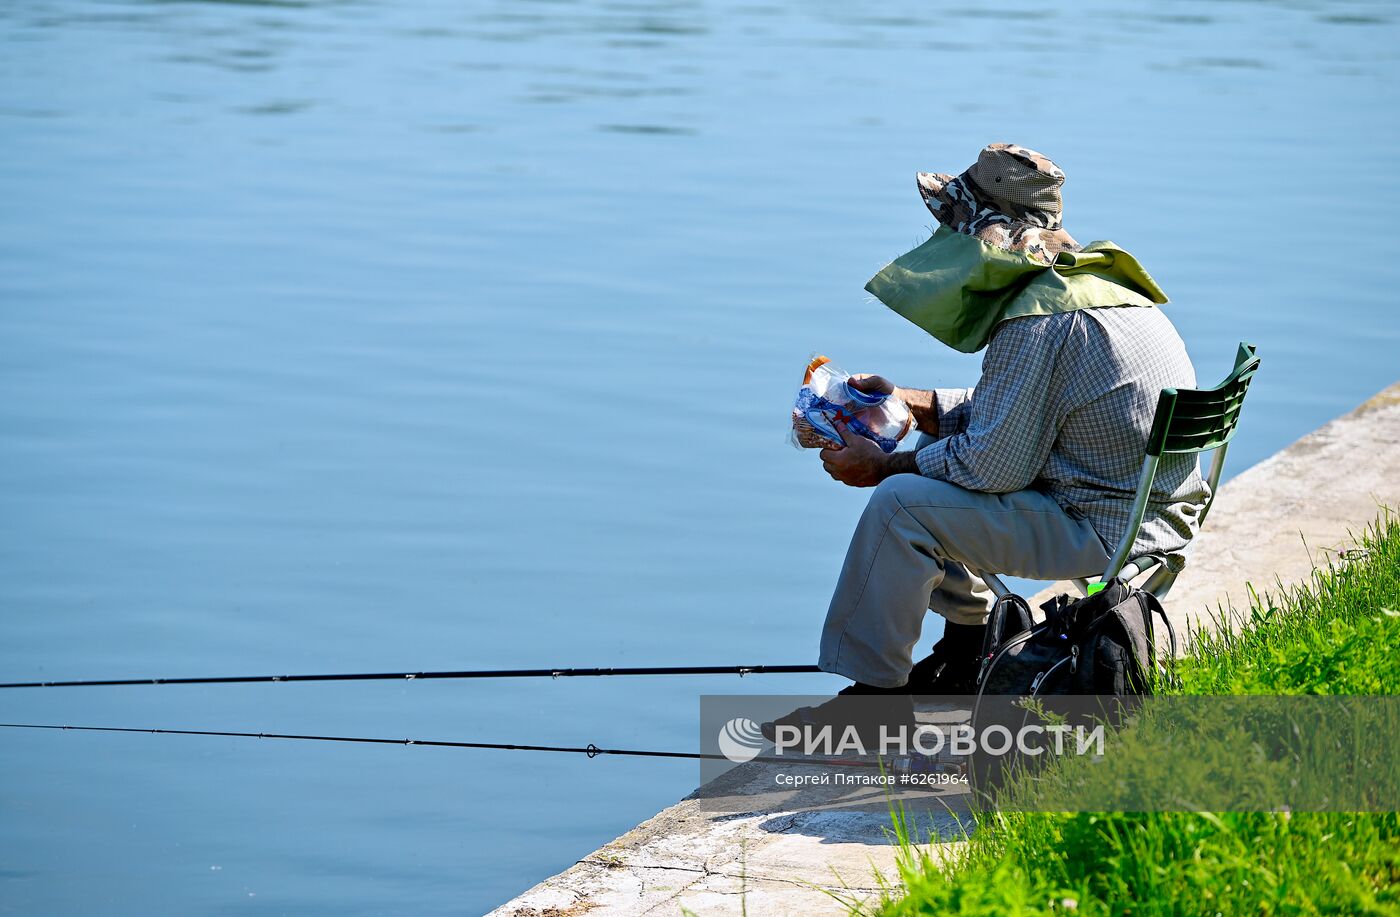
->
[[855, 475, 919, 534], [865, 473, 966, 526], [867, 472, 929, 512], [858, 474, 962, 561]]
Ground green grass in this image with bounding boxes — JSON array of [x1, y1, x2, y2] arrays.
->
[[865, 511, 1400, 917]]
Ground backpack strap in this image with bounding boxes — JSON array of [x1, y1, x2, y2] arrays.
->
[[977, 593, 1035, 686], [1137, 590, 1180, 688]]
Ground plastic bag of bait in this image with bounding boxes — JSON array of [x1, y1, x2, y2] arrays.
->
[[790, 355, 913, 454]]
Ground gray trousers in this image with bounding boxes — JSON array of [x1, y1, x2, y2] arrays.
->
[[818, 473, 1111, 688]]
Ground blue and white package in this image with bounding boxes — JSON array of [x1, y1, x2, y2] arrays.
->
[[790, 355, 913, 454]]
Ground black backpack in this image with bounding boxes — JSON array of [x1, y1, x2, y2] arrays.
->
[[967, 580, 1177, 791], [974, 579, 1176, 701]]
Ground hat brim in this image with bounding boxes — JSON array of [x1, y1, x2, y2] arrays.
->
[[916, 170, 1080, 264], [916, 171, 957, 222]]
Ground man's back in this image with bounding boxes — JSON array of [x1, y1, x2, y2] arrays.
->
[[1048, 306, 1207, 559], [918, 305, 1208, 562]]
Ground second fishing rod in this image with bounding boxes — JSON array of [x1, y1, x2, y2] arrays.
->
[[0, 662, 826, 690]]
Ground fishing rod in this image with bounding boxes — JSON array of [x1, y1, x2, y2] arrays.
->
[[0, 722, 734, 761], [0, 723, 964, 777], [0, 663, 824, 690]]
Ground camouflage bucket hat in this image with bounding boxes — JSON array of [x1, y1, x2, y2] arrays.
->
[[916, 143, 1081, 264]]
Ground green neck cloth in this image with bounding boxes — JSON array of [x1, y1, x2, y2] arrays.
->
[[863, 226, 1169, 354]]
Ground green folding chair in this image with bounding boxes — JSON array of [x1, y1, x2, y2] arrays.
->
[[980, 341, 1261, 602]]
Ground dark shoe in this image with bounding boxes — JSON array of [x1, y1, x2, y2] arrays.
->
[[908, 621, 987, 694], [759, 683, 915, 751]]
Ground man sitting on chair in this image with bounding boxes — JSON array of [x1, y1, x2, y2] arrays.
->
[[767, 144, 1208, 739]]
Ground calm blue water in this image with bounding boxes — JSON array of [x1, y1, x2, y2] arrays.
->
[[2, 1, 1398, 913]]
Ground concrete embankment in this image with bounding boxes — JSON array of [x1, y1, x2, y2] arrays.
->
[[488, 383, 1400, 917]]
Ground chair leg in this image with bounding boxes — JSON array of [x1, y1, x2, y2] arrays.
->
[[1143, 565, 1178, 599], [977, 570, 1012, 600]]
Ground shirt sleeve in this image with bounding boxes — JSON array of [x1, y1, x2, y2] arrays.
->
[[915, 316, 1069, 493], [932, 387, 974, 438]]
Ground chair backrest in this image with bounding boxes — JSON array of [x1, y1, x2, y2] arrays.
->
[[1146, 342, 1260, 457]]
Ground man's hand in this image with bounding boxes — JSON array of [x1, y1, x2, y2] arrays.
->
[[851, 374, 940, 436], [820, 420, 911, 487], [848, 374, 896, 397]]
